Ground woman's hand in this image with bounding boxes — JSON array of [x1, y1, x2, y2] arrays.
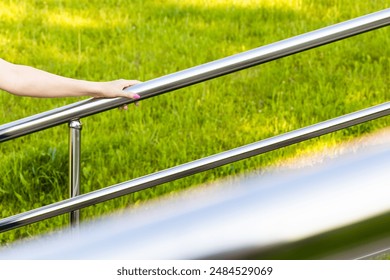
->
[[95, 79, 142, 110]]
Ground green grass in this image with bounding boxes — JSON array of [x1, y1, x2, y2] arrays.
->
[[0, 0, 389, 244]]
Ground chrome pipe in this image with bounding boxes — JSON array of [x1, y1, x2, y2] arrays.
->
[[69, 120, 82, 228], [0, 101, 389, 232], [0, 9, 389, 142], [1, 141, 390, 260]]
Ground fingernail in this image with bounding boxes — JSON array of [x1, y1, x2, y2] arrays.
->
[[133, 94, 141, 99]]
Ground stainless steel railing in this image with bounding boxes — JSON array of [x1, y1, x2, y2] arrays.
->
[[1, 8, 389, 142], [0, 101, 389, 232], [2, 141, 390, 259], [0, 9, 389, 235]]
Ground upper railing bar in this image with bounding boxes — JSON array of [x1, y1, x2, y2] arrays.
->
[[0, 101, 389, 232], [1, 9, 389, 142]]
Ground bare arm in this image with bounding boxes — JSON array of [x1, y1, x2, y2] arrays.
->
[[0, 58, 140, 99]]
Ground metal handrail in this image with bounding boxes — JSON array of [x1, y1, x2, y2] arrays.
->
[[2, 142, 390, 260], [1, 101, 389, 232], [1, 8, 389, 142], [0, 8, 389, 238]]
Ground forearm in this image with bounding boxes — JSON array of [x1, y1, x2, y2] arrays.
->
[[1, 62, 103, 98]]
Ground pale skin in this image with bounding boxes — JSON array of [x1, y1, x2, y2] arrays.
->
[[0, 58, 140, 108]]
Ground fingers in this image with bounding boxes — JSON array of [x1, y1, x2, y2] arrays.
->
[[118, 79, 142, 100], [118, 104, 129, 111], [116, 80, 142, 109], [97, 79, 142, 103]]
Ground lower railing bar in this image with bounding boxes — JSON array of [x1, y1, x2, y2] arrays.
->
[[0, 101, 389, 232], [1, 9, 389, 142], [1, 144, 389, 259]]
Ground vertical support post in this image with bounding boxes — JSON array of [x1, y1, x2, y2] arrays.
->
[[69, 119, 82, 228]]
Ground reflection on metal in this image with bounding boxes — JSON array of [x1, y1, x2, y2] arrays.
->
[[356, 247, 390, 260], [1, 143, 389, 259], [69, 120, 82, 228], [0, 9, 389, 142], [0, 102, 389, 233]]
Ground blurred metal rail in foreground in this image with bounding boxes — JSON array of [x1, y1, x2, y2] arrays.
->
[[1, 141, 389, 259]]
